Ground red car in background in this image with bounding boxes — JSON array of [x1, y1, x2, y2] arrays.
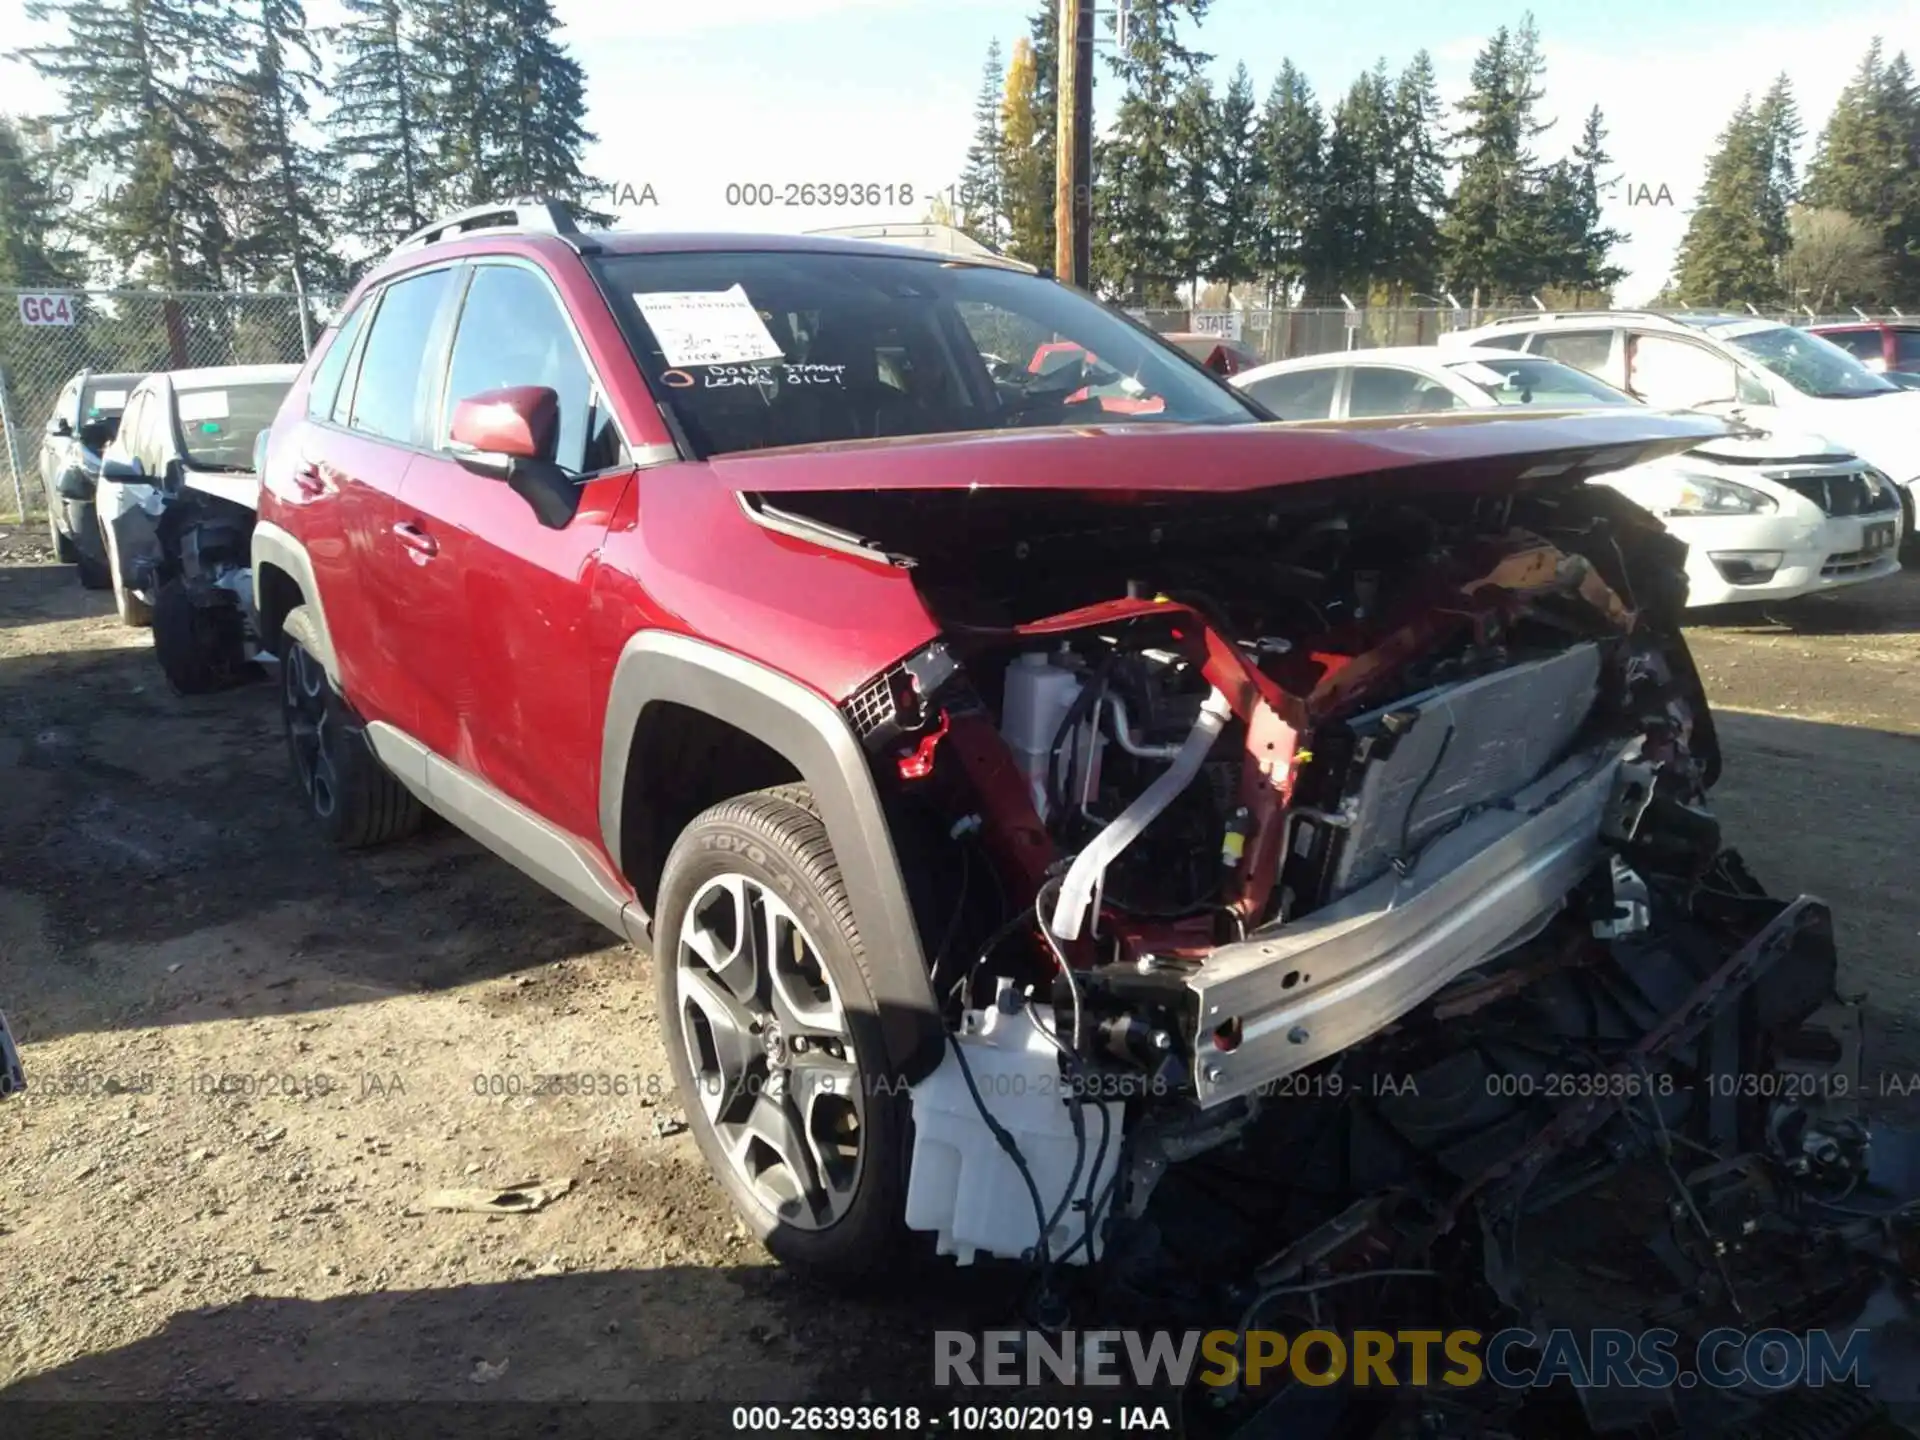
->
[[1807, 320, 1920, 376]]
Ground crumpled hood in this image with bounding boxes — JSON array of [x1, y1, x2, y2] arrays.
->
[[708, 409, 1730, 499]]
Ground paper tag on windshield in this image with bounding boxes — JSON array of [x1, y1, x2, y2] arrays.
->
[[632, 285, 786, 368], [91, 389, 127, 410], [177, 390, 230, 422]]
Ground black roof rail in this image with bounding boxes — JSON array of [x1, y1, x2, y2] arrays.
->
[[392, 197, 600, 255]]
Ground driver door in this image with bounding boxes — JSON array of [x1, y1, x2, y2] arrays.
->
[[394, 259, 631, 843]]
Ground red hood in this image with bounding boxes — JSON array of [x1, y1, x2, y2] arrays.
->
[[707, 410, 1729, 498]]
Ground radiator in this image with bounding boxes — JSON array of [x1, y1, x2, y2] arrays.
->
[[1327, 642, 1603, 897]]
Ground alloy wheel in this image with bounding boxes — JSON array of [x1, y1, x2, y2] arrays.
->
[[674, 873, 865, 1230], [283, 643, 338, 820]]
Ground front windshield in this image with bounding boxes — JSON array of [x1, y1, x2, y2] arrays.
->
[[1718, 325, 1897, 400], [593, 250, 1260, 456], [174, 381, 292, 470], [1445, 356, 1635, 407]]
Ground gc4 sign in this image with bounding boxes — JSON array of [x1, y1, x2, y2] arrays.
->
[[18, 293, 78, 326]]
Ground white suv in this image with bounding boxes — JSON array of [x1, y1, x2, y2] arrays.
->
[[1445, 311, 1920, 549]]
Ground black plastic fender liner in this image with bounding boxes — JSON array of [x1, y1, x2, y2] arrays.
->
[[599, 630, 947, 1085]]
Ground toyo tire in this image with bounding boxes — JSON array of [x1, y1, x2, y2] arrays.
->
[[653, 785, 914, 1288]]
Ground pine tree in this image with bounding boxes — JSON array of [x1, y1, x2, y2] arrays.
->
[[225, 0, 338, 292], [417, 0, 500, 210], [0, 115, 84, 285], [1167, 76, 1219, 297], [18, 0, 242, 288], [1001, 35, 1051, 268], [324, 0, 435, 248], [1803, 40, 1920, 304], [1314, 65, 1391, 298], [1001, 6, 1058, 270], [1251, 62, 1323, 304], [1753, 74, 1803, 264], [1211, 63, 1260, 291], [488, 0, 599, 211], [958, 40, 1008, 247], [1673, 98, 1786, 305], [1441, 14, 1553, 301], [1563, 106, 1626, 296], [1093, 0, 1213, 301], [1380, 50, 1447, 298]]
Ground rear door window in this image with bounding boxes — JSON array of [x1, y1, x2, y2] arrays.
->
[[1893, 330, 1920, 368], [349, 268, 456, 444], [1531, 330, 1614, 375], [1240, 368, 1338, 420]]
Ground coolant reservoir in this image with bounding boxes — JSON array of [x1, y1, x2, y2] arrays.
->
[[1001, 650, 1084, 820]]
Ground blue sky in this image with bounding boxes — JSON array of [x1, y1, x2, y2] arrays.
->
[[4, 0, 1916, 302]]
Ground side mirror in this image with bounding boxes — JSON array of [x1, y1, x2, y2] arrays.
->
[[100, 455, 145, 483], [448, 386, 578, 530], [449, 386, 558, 474], [161, 458, 187, 497], [52, 417, 73, 437]]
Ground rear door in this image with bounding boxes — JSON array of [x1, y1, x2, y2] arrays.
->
[[394, 258, 632, 841], [293, 264, 460, 733]]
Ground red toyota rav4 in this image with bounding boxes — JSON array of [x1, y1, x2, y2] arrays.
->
[[255, 201, 1860, 1308]]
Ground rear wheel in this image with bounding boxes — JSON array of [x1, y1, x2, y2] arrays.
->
[[103, 517, 151, 626], [654, 786, 912, 1286], [279, 629, 423, 848]]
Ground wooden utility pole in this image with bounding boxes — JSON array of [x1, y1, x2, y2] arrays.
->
[[1054, 0, 1093, 287]]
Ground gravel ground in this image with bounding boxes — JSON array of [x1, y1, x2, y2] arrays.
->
[[0, 523, 1915, 1416]]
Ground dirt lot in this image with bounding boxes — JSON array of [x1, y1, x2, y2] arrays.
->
[[1, 523, 1917, 1414]]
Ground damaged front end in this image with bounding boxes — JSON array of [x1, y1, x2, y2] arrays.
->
[[767, 422, 1917, 1432]]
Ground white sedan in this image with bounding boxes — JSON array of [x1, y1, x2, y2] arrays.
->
[[1233, 346, 1902, 608]]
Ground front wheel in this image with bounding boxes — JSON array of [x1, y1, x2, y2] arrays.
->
[[102, 517, 151, 626], [279, 626, 423, 848], [654, 786, 912, 1286], [152, 579, 250, 695], [48, 507, 79, 564]]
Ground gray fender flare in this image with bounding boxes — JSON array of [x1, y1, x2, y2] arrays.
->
[[600, 631, 945, 1083], [252, 520, 339, 683]]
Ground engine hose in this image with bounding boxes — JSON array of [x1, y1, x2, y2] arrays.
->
[[1048, 687, 1232, 942]]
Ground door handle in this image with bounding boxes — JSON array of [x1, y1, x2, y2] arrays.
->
[[392, 521, 438, 560]]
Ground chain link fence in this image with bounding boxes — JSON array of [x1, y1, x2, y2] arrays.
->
[[0, 286, 339, 521], [0, 287, 1883, 522]]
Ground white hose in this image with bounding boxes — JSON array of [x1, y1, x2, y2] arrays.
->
[[1047, 687, 1233, 942]]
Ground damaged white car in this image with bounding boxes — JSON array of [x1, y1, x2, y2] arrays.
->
[[94, 363, 296, 632]]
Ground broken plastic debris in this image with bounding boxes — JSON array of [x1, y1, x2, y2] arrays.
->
[[652, 1111, 688, 1138], [419, 1178, 573, 1214], [469, 1358, 509, 1385]]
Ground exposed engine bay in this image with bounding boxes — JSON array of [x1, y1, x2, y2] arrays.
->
[[808, 471, 1920, 1435]]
